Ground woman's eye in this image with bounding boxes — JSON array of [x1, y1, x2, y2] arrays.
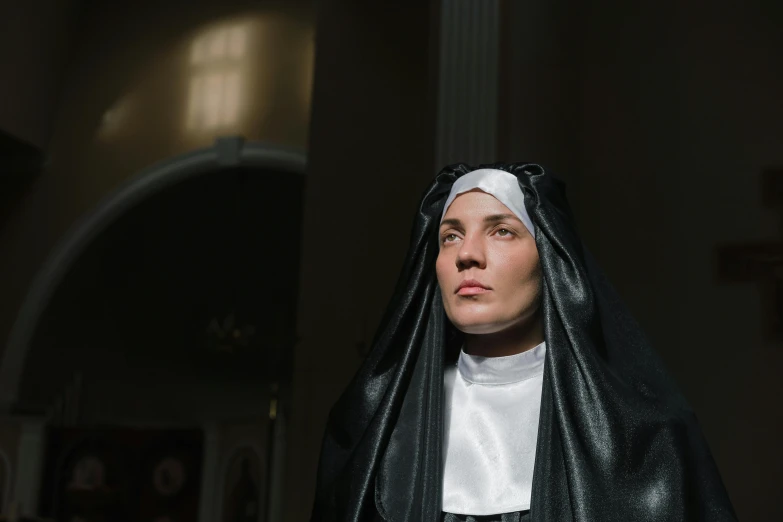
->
[[496, 228, 512, 237], [443, 233, 459, 243]]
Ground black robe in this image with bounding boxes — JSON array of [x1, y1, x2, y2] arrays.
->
[[311, 163, 737, 521]]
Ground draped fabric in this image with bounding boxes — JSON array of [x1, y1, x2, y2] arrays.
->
[[310, 163, 737, 521]]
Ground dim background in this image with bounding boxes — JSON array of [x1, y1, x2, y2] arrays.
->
[[0, 0, 780, 520]]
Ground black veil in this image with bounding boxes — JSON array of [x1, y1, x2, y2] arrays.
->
[[311, 163, 736, 521]]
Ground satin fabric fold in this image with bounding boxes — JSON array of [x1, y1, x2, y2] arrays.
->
[[310, 163, 737, 521]]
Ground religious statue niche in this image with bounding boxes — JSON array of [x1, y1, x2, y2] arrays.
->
[[221, 448, 264, 522], [43, 435, 130, 522], [136, 431, 203, 522], [38, 428, 203, 522]]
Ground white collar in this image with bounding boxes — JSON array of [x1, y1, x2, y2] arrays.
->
[[457, 342, 546, 385]]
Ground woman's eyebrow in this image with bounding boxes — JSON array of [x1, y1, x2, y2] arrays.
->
[[441, 214, 519, 228], [440, 218, 462, 228], [484, 213, 519, 224]]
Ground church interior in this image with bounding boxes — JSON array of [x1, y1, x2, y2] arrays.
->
[[0, 0, 781, 520]]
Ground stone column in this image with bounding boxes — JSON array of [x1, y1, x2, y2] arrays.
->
[[197, 422, 220, 522], [266, 405, 287, 522], [11, 418, 45, 517], [435, 0, 501, 168]]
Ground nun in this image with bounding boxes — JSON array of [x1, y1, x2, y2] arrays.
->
[[310, 164, 737, 521]]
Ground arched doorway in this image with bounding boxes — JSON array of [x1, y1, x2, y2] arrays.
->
[[0, 137, 305, 520], [1, 136, 305, 409]]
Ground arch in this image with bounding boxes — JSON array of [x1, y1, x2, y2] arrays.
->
[[216, 441, 266, 522], [0, 137, 307, 409]]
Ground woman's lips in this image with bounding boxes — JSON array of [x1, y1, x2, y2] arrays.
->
[[456, 279, 490, 296], [457, 286, 490, 296]]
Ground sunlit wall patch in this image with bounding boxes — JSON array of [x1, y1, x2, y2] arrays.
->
[[187, 23, 249, 132]]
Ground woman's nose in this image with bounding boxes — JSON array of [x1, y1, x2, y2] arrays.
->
[[456, 235, 486, 269]]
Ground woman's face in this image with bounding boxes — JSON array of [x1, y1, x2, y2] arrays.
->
[[436, 190, 542, 335]]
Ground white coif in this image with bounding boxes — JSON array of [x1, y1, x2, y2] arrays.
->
[[440, 168, 535, 240], [442, 342, 546, 515]]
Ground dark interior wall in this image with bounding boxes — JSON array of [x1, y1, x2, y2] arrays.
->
[[502, 1, 783, 519], [501, 0, 583, 193], [0, 0, 315, 396], [579, 4, 783, 521], [284, 2, 436, 518], [0, 0, 82, 148]]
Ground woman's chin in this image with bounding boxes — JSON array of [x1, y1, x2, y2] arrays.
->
[[452, 317, 507, 335]]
